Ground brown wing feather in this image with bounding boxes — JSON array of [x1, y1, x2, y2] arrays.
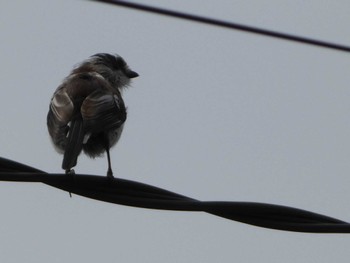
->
[[81, 90, 127, 157], [47, 85, 74, 153], [81, 90, 127, 134]]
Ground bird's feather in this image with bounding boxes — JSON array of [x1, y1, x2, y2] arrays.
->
[[81, 90, 127, 134], [62, 117, 84, 170]]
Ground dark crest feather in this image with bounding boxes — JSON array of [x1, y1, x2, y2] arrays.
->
[[91, 53, 127, 70]]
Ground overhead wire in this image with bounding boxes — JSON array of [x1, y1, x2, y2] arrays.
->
[[93, 0, 350, 53]]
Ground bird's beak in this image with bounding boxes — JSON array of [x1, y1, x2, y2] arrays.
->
[[126, 70, 139, 78]]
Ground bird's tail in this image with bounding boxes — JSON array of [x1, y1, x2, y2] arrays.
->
[[62, 117, 84, 171]]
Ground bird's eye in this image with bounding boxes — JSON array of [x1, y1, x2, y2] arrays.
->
[[115, 57, 127, 68]]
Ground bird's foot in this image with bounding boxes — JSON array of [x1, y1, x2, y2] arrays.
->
[[65, 169, 75, 175], [65, 169, 75, 197], [107, 169, 114, 180]]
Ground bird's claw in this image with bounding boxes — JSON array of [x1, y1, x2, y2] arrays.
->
[[65, 169, 75, 175], [107, 170, 114, 180], [65, 169, 75, 198]]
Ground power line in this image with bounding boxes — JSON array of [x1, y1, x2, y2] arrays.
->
[[1, 156, 350, 233], [93, 0, 350, 53]]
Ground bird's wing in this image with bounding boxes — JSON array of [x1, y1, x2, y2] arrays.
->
[[47, 85, 74, 153], [81, 89, 127, 134]]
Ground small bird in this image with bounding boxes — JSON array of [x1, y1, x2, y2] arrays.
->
[[47, 53, 138, 177]]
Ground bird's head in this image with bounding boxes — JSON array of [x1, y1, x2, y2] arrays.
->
[[78, 53, 139, 90]]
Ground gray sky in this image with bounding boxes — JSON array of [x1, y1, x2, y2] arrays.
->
[[1, 0, 350, 262]]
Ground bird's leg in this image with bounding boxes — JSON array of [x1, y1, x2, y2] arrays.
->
[[102, 134, 114, 178], [106, 147, 114, 179], [102, 132, 114, 179]]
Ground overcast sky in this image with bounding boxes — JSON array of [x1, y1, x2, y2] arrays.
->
[[1, 0, 350, 262]]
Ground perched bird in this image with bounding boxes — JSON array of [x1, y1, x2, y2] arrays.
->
[[47, 53, 138, 177]]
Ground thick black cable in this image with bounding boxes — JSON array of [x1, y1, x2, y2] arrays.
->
[[1, 157, 350, 233], [92, 0, 350, 53]]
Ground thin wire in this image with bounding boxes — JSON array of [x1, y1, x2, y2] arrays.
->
[[93, 0, 350, 53]]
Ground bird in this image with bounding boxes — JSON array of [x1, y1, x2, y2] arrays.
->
[[47, 53, 138, 178]]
